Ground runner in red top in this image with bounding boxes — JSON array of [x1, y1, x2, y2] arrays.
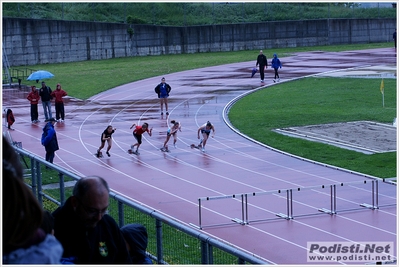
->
[[128, 122, 152, 155]]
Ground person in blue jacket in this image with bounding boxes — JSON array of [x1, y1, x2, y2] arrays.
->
[[271, 53, 282, 83], [154, 77, 172, 115], [41, 118, 59, 164]]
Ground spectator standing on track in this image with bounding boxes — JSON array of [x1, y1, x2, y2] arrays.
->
[[256, 50, 268, 83], [129, 122, 153, 155], [52, 176, 131, 264], [154, 77, 172, 115], [27, 85, 40, 123], [3, 137, 63, 264], [121, 223, 153, 264], [97, 125, 116, 157], [393, 29, 397, 50], [39, 81, 53, 121], [6, 108, 15, 130], [160, 120, 182, 152], [197, 121, 215, 152], [51, 83, 67, 122], [271, 53, 282, 83], [41, 118, 59, 164]]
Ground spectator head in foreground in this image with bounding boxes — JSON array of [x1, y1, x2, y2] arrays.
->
[[121, 223, 153, 264], [71, 176, 110, 228]]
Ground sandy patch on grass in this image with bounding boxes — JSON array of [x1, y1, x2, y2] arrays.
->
[[273, 121, 396, 154]]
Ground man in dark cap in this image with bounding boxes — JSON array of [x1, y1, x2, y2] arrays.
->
[[121, 223, 152, 264]]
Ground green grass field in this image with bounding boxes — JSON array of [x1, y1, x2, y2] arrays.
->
[[20, 42, 396, 178], [229, 77, 396, 178]]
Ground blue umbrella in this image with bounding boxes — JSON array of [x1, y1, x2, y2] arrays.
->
[[27, 70, 54, 81]]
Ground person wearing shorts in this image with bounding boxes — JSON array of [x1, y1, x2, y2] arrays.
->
[[97, 125, 116, 157], [197, 121, 215, 152], [129, 123, 152, 155], [161, 120, 182, 151], [154, 77, 172, 115]]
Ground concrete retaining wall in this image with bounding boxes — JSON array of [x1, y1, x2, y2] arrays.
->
[[3, 18, 396, 66]]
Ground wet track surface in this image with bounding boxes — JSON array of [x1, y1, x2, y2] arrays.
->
[[3, 48, 397, 264]]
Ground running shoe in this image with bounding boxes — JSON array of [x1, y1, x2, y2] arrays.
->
[[106, 152, 110, 157]]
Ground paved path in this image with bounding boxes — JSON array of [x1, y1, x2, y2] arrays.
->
[[3, 48, 396, 264]]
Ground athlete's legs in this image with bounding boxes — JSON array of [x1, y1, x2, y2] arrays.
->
[[106, 138, 112, 152]]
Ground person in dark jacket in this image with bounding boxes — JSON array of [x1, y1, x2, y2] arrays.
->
[[154, 77, 172, 115], [271, 53, 282, 83], [41, 118, 59, 164], [256, 50, 268, 83], [393, 28, 397, 50], [27, 85, 40, 123], [39, 81, 53, 121], [121, 223, 153, 264], [52, 176, 131, 264]]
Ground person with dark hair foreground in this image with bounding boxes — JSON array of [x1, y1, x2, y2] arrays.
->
[[121, 223, 153, 264], [3, 137, 63, 264], [52, 176, 131, 264]]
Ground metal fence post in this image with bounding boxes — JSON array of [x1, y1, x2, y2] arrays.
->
[[37, 162, 43, 206], [59, 171, 65, 205], [155, 219, 163, 264], [201, 240, 209, 264], [31, 158, 37, 197], [118, 201, 124, 227]]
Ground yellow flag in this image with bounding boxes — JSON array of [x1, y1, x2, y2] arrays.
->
[[380, 79, 384, 94]]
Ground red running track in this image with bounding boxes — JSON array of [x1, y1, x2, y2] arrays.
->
[[3, 48, 396, 264]]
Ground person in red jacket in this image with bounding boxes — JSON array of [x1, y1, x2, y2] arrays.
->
[[128, 122, 152, 155], [6, 109, 15, 130], [27, 85, 40, 123], [51, 83, 68, 122]]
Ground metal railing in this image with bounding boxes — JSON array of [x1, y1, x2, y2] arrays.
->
[[9, 141, 269, 265]]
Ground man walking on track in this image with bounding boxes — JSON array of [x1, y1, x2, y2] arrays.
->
[[256, 50, 268, 83]]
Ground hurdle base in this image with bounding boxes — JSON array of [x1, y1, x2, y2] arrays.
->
[[232, 218, 246, 225], [189, 223, 202, 230], [318, 208, 336, 215], [360, 203, 379, 210], [276, 213, 292, 220]]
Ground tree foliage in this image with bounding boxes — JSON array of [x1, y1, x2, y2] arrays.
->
[[3, 2, 396, 25]]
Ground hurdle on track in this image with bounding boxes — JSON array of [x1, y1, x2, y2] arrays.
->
[[194, 179, 396, 229]]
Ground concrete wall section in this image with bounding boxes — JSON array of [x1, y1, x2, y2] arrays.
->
[[3, 18, 131, 66], [2, 18, 396, 66]]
